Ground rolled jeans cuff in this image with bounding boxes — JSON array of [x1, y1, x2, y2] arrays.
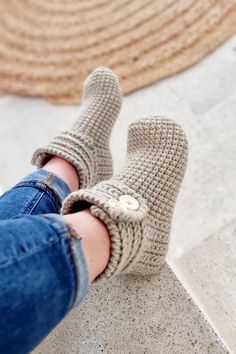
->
[[20, 168, 71, 203], [42, 214, 89, 307]]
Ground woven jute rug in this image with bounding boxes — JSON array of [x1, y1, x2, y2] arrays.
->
[[0, 0, 235, 104]]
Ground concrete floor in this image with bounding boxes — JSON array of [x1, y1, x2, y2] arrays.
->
[[0, 36, 235, 352], [34, 264, 228, 354]]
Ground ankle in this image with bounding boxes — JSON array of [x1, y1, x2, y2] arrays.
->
[[64, 210, 111, 282], [43, 156, 80, 192]]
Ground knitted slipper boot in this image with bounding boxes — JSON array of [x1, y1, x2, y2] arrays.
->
[[62, 117, 188, 280], [32, 67, 122, 188]]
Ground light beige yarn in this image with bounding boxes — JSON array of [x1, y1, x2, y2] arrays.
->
[[62, 117, 188, 280], [31, 67, 122, 188]]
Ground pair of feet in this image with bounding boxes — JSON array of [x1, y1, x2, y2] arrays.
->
[[32, 67, 188, 281]]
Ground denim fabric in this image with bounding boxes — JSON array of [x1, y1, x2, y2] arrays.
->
[[0, 169, 71, 219], [0, 169, 89, 353]]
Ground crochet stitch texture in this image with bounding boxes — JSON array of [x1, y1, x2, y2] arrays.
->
[[62, 117, 188, 280], [31, 67, 122, 188]]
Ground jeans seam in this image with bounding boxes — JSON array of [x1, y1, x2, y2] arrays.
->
[[27, 192, 45, 214], [43, 215, 79, 307], [13, 182, 62, 212], [46, 173, 57, 186], [14, 181, 61, 204], [68, 237, 80, 306], [21, 191, 46, 215]]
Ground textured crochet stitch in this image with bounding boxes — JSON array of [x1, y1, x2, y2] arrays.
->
[[62, 117, 188, 281], [31, 67, 122, 188]]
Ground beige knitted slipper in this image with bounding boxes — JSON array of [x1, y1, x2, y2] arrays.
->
[[62, 117, 188, 280], [31, 67, 122, 188]]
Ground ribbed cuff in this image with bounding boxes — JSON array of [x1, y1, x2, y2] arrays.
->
[[31, 131, 97, 188]]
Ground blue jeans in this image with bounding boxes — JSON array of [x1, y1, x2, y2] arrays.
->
[[0, 169, 89, 354]]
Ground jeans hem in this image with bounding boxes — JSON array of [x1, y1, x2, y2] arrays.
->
[[19, 169, 71, 204], [42, 214, 89, 307]]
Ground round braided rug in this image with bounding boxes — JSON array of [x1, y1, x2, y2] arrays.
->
[[0, 0, 235, 104]]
